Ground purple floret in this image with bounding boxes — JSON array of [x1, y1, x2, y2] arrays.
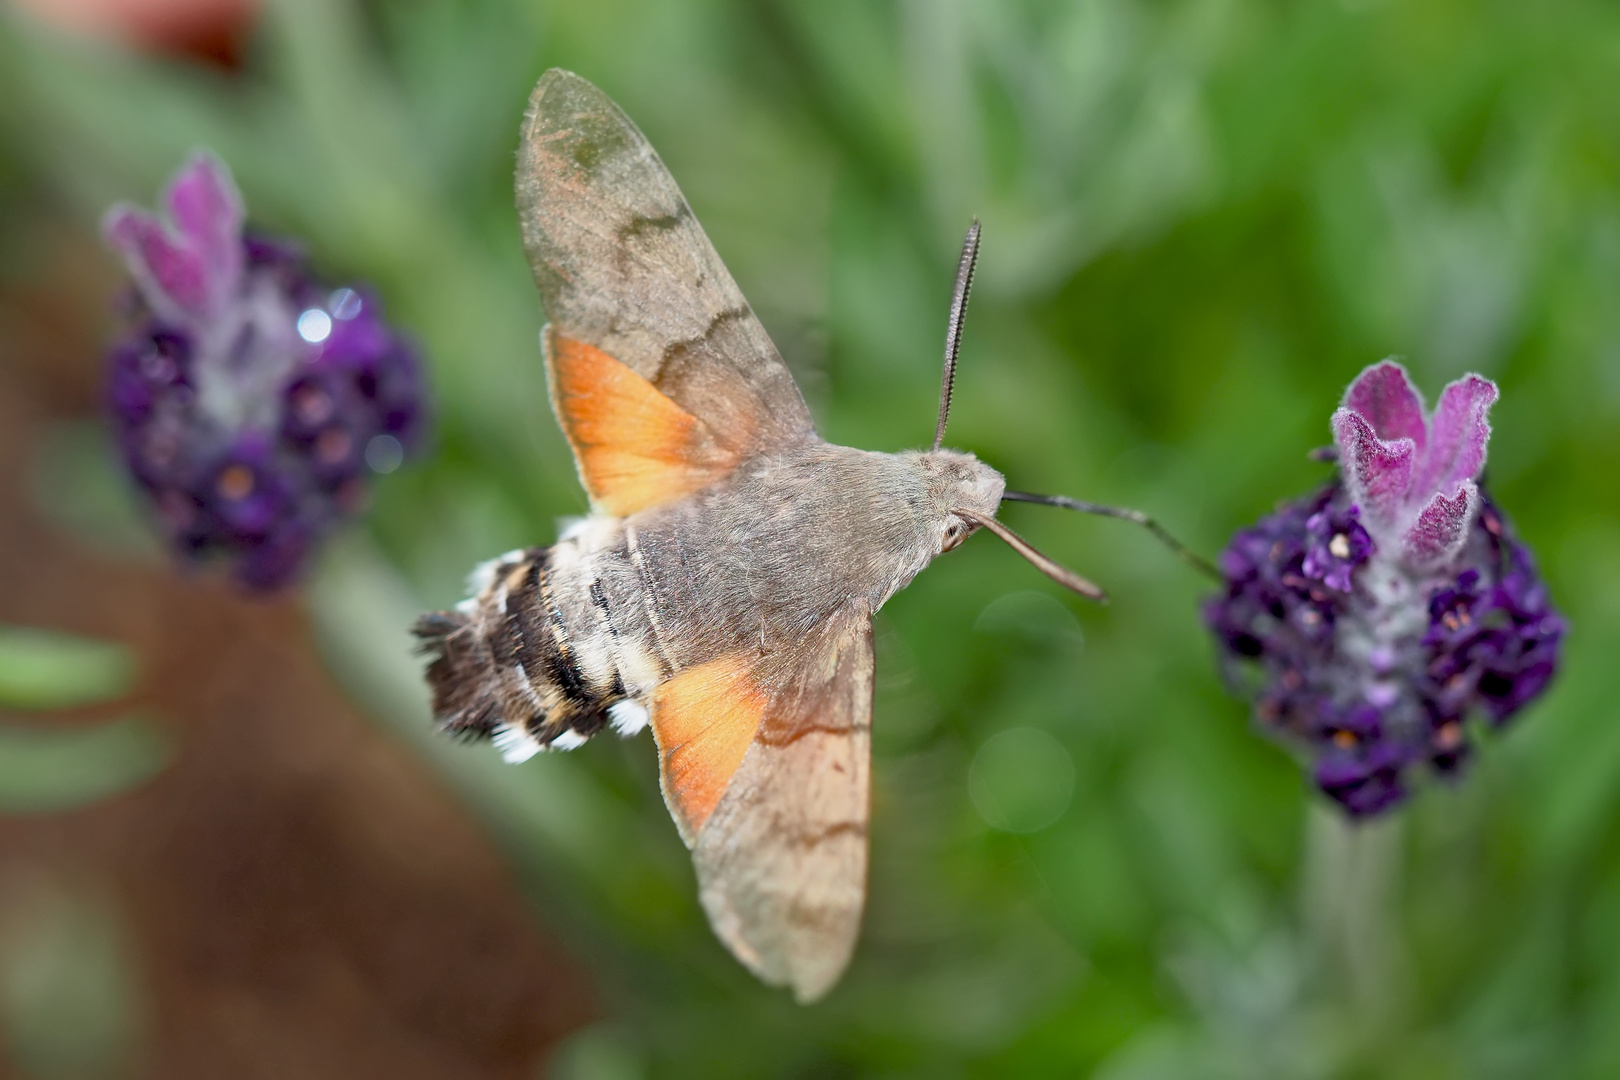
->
[[1205, 362, 1563, 817], [102, 153, 426, 590]]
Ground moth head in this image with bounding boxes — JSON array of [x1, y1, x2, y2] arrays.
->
[[909, 446, 1101, 600], [912, 449, 1005, 553]]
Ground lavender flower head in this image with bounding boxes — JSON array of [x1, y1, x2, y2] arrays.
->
[[103, 153, 424, 589], [1205, 362, 1563, 816]]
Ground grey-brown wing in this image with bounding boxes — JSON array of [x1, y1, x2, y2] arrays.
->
[[689, 607, 873, 1003], [517, 68, 815, 454]]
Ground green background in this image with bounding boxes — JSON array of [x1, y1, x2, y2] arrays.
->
[[3, 0, 1618, 1075]]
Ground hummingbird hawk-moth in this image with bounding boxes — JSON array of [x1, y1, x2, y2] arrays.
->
[[415, 69, 1141, 1002]]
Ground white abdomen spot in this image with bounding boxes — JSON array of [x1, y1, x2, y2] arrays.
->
[[491, 722, 543, 764], [609, 699, 650, 737], [551, 728, 589, 751]]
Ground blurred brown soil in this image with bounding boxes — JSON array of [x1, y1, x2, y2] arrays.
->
[[0, 230, 595, 1076], [10, 0, 258, 68]]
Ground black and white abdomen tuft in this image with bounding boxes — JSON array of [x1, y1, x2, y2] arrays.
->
[[413, 520, 663, 762]]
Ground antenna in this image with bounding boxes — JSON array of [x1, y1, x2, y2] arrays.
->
[[1001, 491, 1223, 582], [953, 508, 1107, 602], [933, 219, 981, 451]]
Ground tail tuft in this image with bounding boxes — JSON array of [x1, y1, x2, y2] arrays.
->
[[413, 609, 501, 737]]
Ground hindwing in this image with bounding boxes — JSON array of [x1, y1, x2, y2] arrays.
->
[[649, 604, 874, 1003], [545, 330, 744, 516]]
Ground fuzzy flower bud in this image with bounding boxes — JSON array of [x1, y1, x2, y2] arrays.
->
[[1205, 362, 1563, 816], [102, 152, 425, 589]]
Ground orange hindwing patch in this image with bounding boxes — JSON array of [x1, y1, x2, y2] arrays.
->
[[651, 658, 768, 844], [546, 330, 739, 516]]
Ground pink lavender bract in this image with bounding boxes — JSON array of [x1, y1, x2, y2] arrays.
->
[[103, 153, 425, 589], [1205, 362, 1562, 816]]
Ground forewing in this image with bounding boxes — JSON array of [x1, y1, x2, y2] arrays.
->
[[650, 607, 873, 1003], [517, 69, 815, 457]]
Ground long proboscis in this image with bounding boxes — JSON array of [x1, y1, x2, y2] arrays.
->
[[933, 219, 981, 451], [1001, 491, 1223, 582], [953, 508, 1108, 603]]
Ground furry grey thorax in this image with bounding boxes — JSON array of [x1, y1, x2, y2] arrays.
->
[[416, 440, 1003, 760], [660, 442, 1005, 624]]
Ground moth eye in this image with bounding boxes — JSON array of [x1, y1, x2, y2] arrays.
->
[[941, 521, 969, 553]]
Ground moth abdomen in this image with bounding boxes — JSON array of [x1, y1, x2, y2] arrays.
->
[[418, 543, 642, 762]]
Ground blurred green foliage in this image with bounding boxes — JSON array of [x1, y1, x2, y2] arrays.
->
[[0, 625, 159, 1076], [0, 711, 168, 816], [3, 0, 1620, 1076], [0, 626, 167, 815], [0, 626, 133, 711]]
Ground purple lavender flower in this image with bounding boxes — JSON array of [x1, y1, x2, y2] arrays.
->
[[1206, 362, 1563, 817], [103, 153, 425, 590]]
